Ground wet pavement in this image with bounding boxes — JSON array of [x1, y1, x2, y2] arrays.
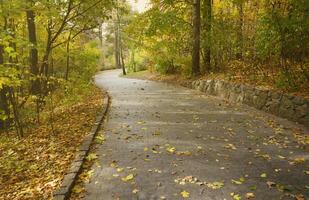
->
[[84, 69, 308, 200]]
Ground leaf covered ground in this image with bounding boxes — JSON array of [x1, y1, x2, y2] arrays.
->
[[0, 86, 103, 200]]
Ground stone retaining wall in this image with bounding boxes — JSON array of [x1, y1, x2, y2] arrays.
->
[[183, 79, 309, 127]]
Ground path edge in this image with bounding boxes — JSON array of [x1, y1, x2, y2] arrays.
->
[[53, 92, 110, 200]]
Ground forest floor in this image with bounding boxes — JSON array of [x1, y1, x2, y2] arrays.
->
[[0, 85, 103, 200], [83, 69, 308, 200]]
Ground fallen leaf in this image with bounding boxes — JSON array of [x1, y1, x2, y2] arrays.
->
[[245, 193, 255, 199], [266, 181, 276, 188], [86, 153, 98, 161], [260, 173, 267, 178], [132, 189, 139, 194], [166, 146, 176, 153], [110, 160, 118, 167], [290, 157, 305, 165], [224, 143, 236, 150], [180, 190, 190, 198], [117, 168, 124, 172], [232, 177, 245, 185], [122, 174, 134, 182], [206, 181, 224, 189], [72, 185, 84, 194], [231, 193, 241, 200], [95, 134, 105, 143]]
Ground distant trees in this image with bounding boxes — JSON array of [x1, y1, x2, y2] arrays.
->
[[122, 0, 308, 92]]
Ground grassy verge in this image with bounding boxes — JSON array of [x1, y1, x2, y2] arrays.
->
[[0, 84, 103, 200]]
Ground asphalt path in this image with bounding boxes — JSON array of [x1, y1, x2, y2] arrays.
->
[[84, 69, 308, 200]]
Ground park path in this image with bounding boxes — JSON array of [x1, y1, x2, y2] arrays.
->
[[85, 69, 308, 200]]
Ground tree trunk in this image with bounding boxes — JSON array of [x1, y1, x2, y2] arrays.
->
[[117, 7, 126, 76], [65, 31, 72, 80], [203, 0, 211, 72], [114, 24, 120, 69], [0, 44, 10, 129], [236, 1, 244, 60], [192, 0, 201, 76], [41, 26, 52, 77], [120, 43, 126, 75], [26, 8, 40, 94], [132, 49, 136, 72], [99, 23, 103, 47]]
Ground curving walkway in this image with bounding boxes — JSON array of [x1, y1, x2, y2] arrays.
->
[[84, 69, 308, 200]]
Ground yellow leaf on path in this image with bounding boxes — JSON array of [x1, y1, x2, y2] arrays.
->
[[166, 146, 176, 153], [132, 189, 139, 194], [245, 193, 255, 199], [122, 174, 134, 182], [277, 155, 285, 159], [180, 190, 190, 198], [224, 143, 236, 150], [292, 157, 305, 164], [231, 177, 245, 185], [206, 181, 224, 189], [260, 173, 267, 178], [86, 153, 98, 161], [110, 160, 118, 167], [72, 185, 84, 194], [231, 193, 241, 200], [117, 168, 124, 172]]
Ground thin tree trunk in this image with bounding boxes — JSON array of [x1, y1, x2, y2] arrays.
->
[[120, 44, 126, 75], [117, 7, 126, 76], [236, 1, 244, 60], [65, 31, 72, 80], [8, 88, 23, 137], [114, 23, 120, 69], [99, 23, 103, 47], [41, 24, 52, 77], [132, 49, 136, 72], [192, 0, 201, 76], [0, 44, 10, 129]]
